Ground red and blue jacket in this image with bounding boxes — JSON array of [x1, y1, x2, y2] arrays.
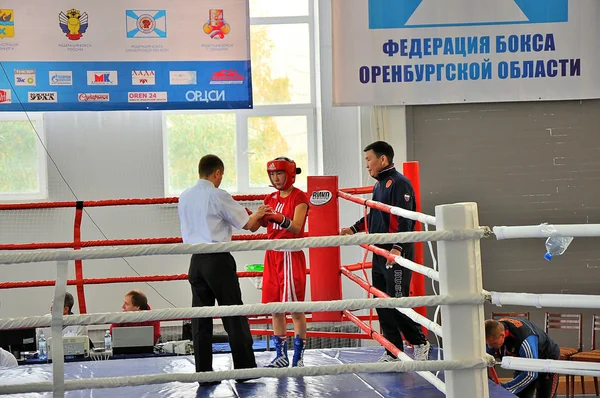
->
[[487, 317, 560, 395], [350, 165, 415, 252]]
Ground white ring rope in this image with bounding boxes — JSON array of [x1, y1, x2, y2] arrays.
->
[[490, 292, 600, 309], [338, 192, 436, 226], [0, 358, 493, 394], [501, 357, 600, 377], [394, 255, 440, 281], [396, 307, 443, 338], [493, 223, 600, 240], [389, 205, 436, 226], [0, 229, 487, 266], [0, 294, 486, 330]]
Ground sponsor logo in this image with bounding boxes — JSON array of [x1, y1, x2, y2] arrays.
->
[[126, 10, 167, 38], [185, 90, 225, 102], [59, 9, 89, 41], [0, 89, 12, 103], [386, 179, 393, 189], [78, 93, 110, 102], [310, 190, 333, 206], [28, 92, 58, 103], [169, 71, 197, 85], [128, 91, 167, 103], [14, 69, 36, 86], [132, 70, 156, 85], [87, 71, 118, 85], [203, 9, 230, 39], [0, 9, 15, 39], [49, 71, 73, 86], [268, 163, 276, 171], [210, 69, 244, 85]]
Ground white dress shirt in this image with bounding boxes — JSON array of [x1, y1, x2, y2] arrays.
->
[[178, 179, 249, 244], [0, 347, 18, 368]]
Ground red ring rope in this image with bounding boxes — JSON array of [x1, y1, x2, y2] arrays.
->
[[0, 234, 269, 251], [0, 194, 267, 210]]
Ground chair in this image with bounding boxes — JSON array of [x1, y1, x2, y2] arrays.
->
[[491, 312, 530, 320], [570, 314, 600, 398], [544, 312, 583, 398]]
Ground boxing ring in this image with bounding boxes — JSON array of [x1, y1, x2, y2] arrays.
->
[[1, 163, 600, 397]]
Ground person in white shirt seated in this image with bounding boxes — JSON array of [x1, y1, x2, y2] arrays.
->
[[37, 292, 89, 342], [0, 347, 18, 368]]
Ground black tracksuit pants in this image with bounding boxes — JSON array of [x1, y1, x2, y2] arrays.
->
[[188, 252, 256, 372], [372, 244, 427, 356]]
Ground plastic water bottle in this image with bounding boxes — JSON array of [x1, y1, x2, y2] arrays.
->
[[38, 331, 47, 360], [104, 330, 112, 351], [544, 236, 573, 261]]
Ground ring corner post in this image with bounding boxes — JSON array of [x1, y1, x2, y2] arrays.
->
[[435, 202, 489, 398], [307, 176, 342, 322]]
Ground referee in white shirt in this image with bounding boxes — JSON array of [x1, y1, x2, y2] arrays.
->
[[178, 154, 268, 382]]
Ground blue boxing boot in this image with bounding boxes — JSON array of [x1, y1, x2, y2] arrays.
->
[[266, 335, 289, 368], [292, 334, 306, 367]]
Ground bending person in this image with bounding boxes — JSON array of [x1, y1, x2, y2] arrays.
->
[[486, 317, 560, 398]]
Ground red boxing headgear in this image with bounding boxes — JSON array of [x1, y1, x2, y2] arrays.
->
[[267, 157, 301, 191]]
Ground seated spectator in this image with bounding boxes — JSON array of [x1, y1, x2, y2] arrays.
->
[[55, 292, 88, 337], [0, 347, 18, 368], [110, 290, 161, 344], [38, 292, 89, 344]]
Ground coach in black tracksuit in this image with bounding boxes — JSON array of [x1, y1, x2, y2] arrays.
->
[[341, 141, 429, 361], [486, 317, 560, 397]]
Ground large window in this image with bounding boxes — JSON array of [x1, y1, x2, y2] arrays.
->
[[163, 0, 317, 195], [0, 113, 47, 201]]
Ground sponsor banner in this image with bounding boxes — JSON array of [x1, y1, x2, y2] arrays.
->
[[78, 93, 110, 102], [332, 0, 600, 105], [128, 91, 168, 102], [14, 69, 36, 86], [132, 70, 156, 85], [87, 71, 118, 86], [0, 0, 251, 111], [169, 71, 197, 85], [310, 190, 333, 206], [49, 71, 73, 86], [0, 89, 12, 104], [28, 91, 58, 102], [210, 69, 244, 85], [0, 60, 251, 111]]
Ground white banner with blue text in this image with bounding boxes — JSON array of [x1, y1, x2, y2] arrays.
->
[[332, 0, 599, 106]]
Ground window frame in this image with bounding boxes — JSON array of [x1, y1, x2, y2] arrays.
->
[[0, 112, 48, 202], [162, 0, 320, 196]]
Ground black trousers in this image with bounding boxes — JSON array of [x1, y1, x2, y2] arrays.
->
[[188, 252, 256, 372], [515, 348, 560, 398], [516, 372, 559, 398], [372, 244, 427, 355]]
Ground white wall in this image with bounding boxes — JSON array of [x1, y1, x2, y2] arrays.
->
[[0, 1, 373, 321]]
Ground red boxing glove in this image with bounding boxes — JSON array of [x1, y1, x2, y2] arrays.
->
[[264, 212, 291, 229]]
